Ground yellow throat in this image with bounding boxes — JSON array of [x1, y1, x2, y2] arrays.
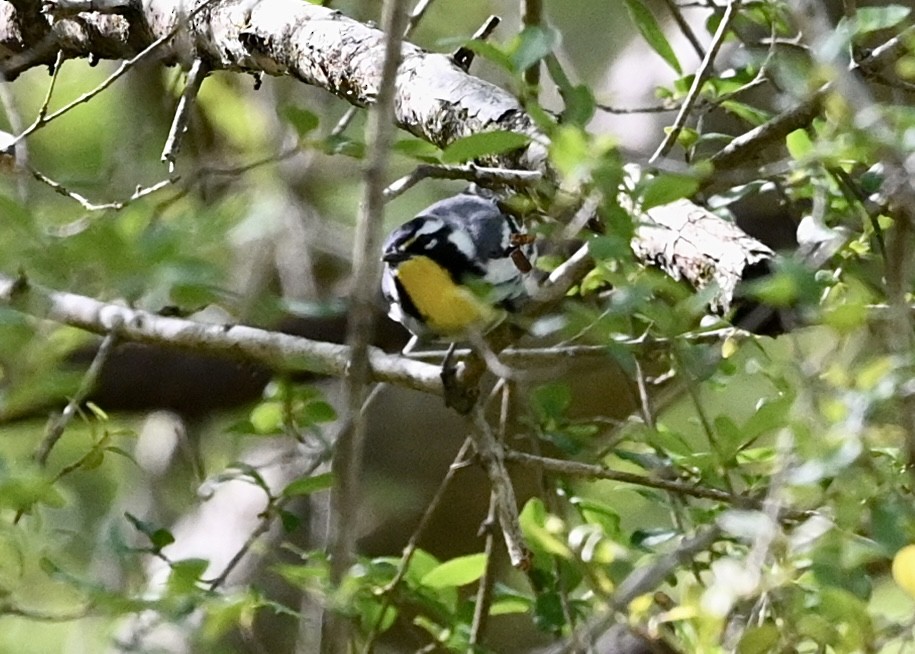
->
[[394, 255, 501, 335]]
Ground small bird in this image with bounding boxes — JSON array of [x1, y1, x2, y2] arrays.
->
[[381, 193, 537, 340]]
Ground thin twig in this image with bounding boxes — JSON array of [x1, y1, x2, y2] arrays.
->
[[35, 325, 120, 466], [35, 50, 65, 124], [207, 385, 382, 592], [206, 448, 332, 591], [383, 163, 541, 201], [707, 24, 915, 176], [650, 0, 741, 164], [521, 0, 543, 87], [469, 405, 530, 568], [503, 449, 811, 518], [12, 0, 218, 147], [596, 102, 679, 114], [661, 0, 706, 59], [361, 438, 474, 653], [30, 167, 174, 211], [469, 491, 499, 647], [161, 58, 210, 172], [544, 527, 722, 654], [325, 1, 411, 651]]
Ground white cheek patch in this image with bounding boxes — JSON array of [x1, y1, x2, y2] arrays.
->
[[414, 218, 445, 237], [445, 229, 476, 259]]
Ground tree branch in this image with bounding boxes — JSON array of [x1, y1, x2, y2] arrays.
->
[[0, 273, 444, 395]]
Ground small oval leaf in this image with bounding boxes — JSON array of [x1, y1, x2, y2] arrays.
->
[[420, 553, 488, 588]]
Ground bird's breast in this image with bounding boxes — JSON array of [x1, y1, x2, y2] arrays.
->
[[393, 255, 500, 335]]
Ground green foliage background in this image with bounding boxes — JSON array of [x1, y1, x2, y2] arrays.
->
[[1, 1, 915, 653]]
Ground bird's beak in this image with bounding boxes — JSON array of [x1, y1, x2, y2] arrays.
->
[[382, 250, 410, 264]]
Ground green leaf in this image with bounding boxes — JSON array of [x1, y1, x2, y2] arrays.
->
[[530, 382, 572, 422], [281, 105, 320, 138], [543, 56, 595, 126], [281, 472, 335, 498], [561, 84, 596, 127], [489, 596, 531, 615], [570, 497, 621, 537], [533, 591, 566, 634], [125, 512, 175, 553], [420, 553, 488, 588], [738, 624, 780, 654], [302, 400, 337, 424], [548, 125, 590, 184], [250, 401, 284, 435], [786, 128, 814, 160], [441, 131, 531, 163], [167, 558, 209, 594], [461, 39, 514, 72], [720, 99, 771, 126], [393, 138, 441, 162], [852, 5, 910, 35], [638, 172, 700, 210], [512, 25, 559, 73], [622, 0, 682, 74], [279, 509, 301, 533]]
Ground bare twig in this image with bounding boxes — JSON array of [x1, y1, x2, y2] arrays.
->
[[707, 24, 915, 176], [521, 0, 543, 87], [503, 449, 807, 516], [469, 491, 499, 647], [650, 0, 741, 164], [383, 163, 541, 201], [206, 443, 334, 591], [161, 58, 210, 172], [469, 405, 530, 568], [660, 0, 706, 59], [596, 102, 679, 114], [12, 1, 218, 147], [35, 325, 120, 466], [30, 168, 174, 211], [324, 0, 411, 650], [361, 438, 474, 653]]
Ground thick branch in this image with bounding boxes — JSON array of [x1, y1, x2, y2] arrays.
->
[[0, 274, 444, 395]]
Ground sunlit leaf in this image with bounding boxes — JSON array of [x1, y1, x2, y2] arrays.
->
[[852, 5, 910, 35], [786, 128, 814, 160], [167, 558, 209, 594], [420, 553, 488, 588]]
